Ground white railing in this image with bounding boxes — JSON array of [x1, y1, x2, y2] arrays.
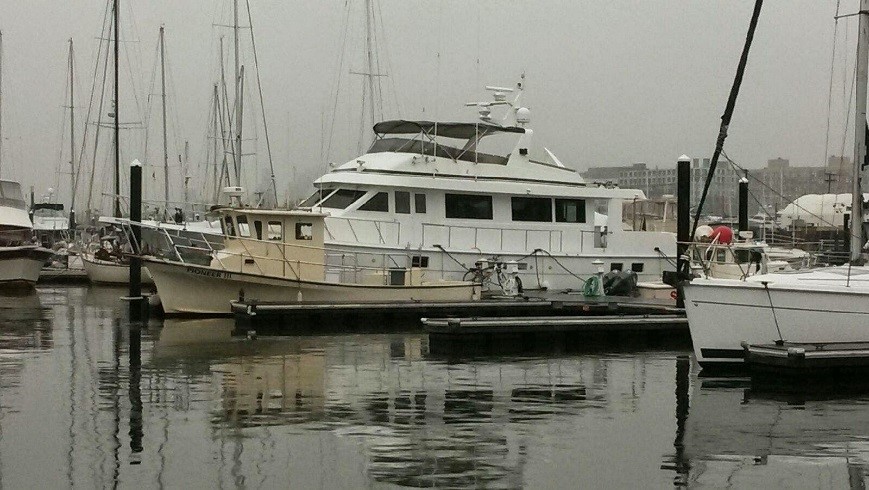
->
[[420, 222, 605, 253], [324, 216, 401, 246]]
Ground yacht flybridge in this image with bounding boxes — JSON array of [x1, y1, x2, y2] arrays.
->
[[299, 82, 676, 291]]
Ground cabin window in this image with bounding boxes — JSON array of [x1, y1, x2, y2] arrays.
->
[[715, 249, 727, 262], [445, 193, 493, 219], [414, 193, 426, 213], [254, 221, 263, 240], [555, 199, 586, 223], [299, 189, 333, 207], [236, 215, 251, 237], [358, 192, 389, 212], [223, 216, 235, 237], [268, 221, 282, 241], [295, 223, 313, 241], [610, 262, 623, 271], [411, 255, 429, 268], [320, 189, 366, 209], [631, 262, 644, 273], [511, 197, 552, 222], [395, 191, 411, 214]]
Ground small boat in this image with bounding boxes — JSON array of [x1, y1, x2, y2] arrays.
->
[[0, 180, 55, 286], [144, 203, 481, 315], [81, 248, 154, 285]]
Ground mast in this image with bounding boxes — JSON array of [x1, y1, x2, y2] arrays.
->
[[159, 26, 169, 220], [365, 0, 376, 132], [233, 0, 242, 188], [113, 0, 120, 218], [212, 83, 220, 200], [852, 0, 869, 262], [0, 30, 4, 178], [68, 38, 77, 225]]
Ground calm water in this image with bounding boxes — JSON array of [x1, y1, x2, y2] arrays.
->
[[0, 286, 867, 488]]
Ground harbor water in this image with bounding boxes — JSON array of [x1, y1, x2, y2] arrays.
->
[[0, 286, 867, 488]]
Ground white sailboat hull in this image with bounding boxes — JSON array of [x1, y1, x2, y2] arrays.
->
[[0, 246, 54, 286], [81, 254, 154, 285], [683, 271, 869, 367], [145, 258, 481, 315]]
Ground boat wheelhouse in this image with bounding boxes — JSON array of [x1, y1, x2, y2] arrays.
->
[[298, 106, 675, 291]]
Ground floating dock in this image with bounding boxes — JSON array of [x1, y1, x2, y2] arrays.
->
[[37, 268, 90, 285], [423, 314, 687, 334], [744, 341, 869, 377], [231, 292, 685, 336]]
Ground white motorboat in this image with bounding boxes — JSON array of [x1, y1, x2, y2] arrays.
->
[[144, 205, 480, 315], [683, 2, 869, 369], [297, 80, 675, 292], [0, 181, 55, 286]]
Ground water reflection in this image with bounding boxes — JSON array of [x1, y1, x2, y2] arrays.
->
[[14, 286, 869, 487]]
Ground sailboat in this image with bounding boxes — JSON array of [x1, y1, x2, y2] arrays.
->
[[682, 1, 869, 369], [0, 32, 56, 285]]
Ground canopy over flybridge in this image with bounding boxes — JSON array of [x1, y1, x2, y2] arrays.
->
[[373, 120, 525, 139]]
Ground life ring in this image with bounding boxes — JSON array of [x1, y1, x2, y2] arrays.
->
[[670, 290, 678, 300]]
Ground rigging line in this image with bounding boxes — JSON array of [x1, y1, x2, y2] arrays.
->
[[325, 0, 353, 164], [87, 5, 115, 212], [375, 0, 400, 118], [57, 52, 71, 193], [824, 0, 843, 172], [838, 53, 858, 194], [142, 36, 160, 189], [371, 0, 384, 122], [75, 0, 112, 210], [690, 0, 763, 259], [245, 0, 278, 206]]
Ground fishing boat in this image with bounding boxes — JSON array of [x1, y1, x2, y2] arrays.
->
[[144, 200, 480, 315], [0, 181, 55, 286], [682, 1, 869, 369]]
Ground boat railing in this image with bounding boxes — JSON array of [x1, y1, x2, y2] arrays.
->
[[323, 216, 401, 246], [421, 222, 604, 253], [156, 228, 441, 286]]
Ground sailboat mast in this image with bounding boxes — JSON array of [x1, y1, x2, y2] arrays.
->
[[0, 30, 4, 178], [852, 0, 869, 262], [113, 0, 120, 218], [365, 0, 375, 131], [160, 26, 169, 220], [233, 0, 242, 188], [69, 39, 77, 212]]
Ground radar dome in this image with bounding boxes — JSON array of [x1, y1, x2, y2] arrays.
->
[[516, 107, 531, 125]]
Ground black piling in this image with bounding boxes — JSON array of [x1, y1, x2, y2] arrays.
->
[[675, 155, 691, 308], [128, 159, 143, 320], [738, 173, 749, 236]]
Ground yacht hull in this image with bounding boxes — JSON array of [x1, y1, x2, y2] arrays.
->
[[81, 253, 154, 285], [145, 259, 481, 315], [683, 276, 869, 368], [0, 246, 55, 286]]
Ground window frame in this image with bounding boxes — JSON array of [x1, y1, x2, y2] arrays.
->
[[395, 191, 411, 214], [444, 193, 493, 220], [358, 191, 390, 212], [511, 196, 553, 222], [554, 198, 587, 224]]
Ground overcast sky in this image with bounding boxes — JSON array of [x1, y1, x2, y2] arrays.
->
[[0, 0, 855, 211]]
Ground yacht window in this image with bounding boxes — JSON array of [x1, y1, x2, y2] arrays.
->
[[395, 191, 411, 214], [223, 216, 235, 237], [358, 192, 389, 212], [555, 199, 586, 223], [715, 249, 727, 262], [412, 255, 429, 268], [299, 189, 333, 208], [734, 249, 751, 264], [268, 221, 282, 241], [236, 215, 251, 237], [445, 193, 493, 219], [511, 197, 552, 222], [295, 223, 313, 241], [414, 193, 427, 213], [631, 262, 644, 273], [610, 262, 623, 271], [0, 181, 21, 199], [321, 189, 367, 209], [254, 221, 263, 240]]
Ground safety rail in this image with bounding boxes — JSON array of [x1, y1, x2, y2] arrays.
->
[[323, 216, 401, 246], [419, 222, 605, 253]]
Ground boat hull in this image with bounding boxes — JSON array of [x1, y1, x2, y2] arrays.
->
[[145, 259, 481, 315], [0, 246, 55, 286], [81, 254, 154, 285], [683, 277, 869, 368]]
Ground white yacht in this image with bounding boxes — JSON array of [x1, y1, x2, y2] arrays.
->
[[0, 180, 54, 285], [298, 83, 675, 291]]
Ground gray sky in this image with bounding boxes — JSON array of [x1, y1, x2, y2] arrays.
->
[[0, 1, 853, 211]]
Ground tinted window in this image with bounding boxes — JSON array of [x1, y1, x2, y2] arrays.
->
[[358, 192, 389, 212], [414, 193, 426, 213], [395, 191, 411, 214], [254, 221, 263, 240], [299, 188, 333, 207], [321, 189, 366, 209], [555, 199, 586, 223], [445, 194, 493, 219], [511, 197, 552, 222]]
